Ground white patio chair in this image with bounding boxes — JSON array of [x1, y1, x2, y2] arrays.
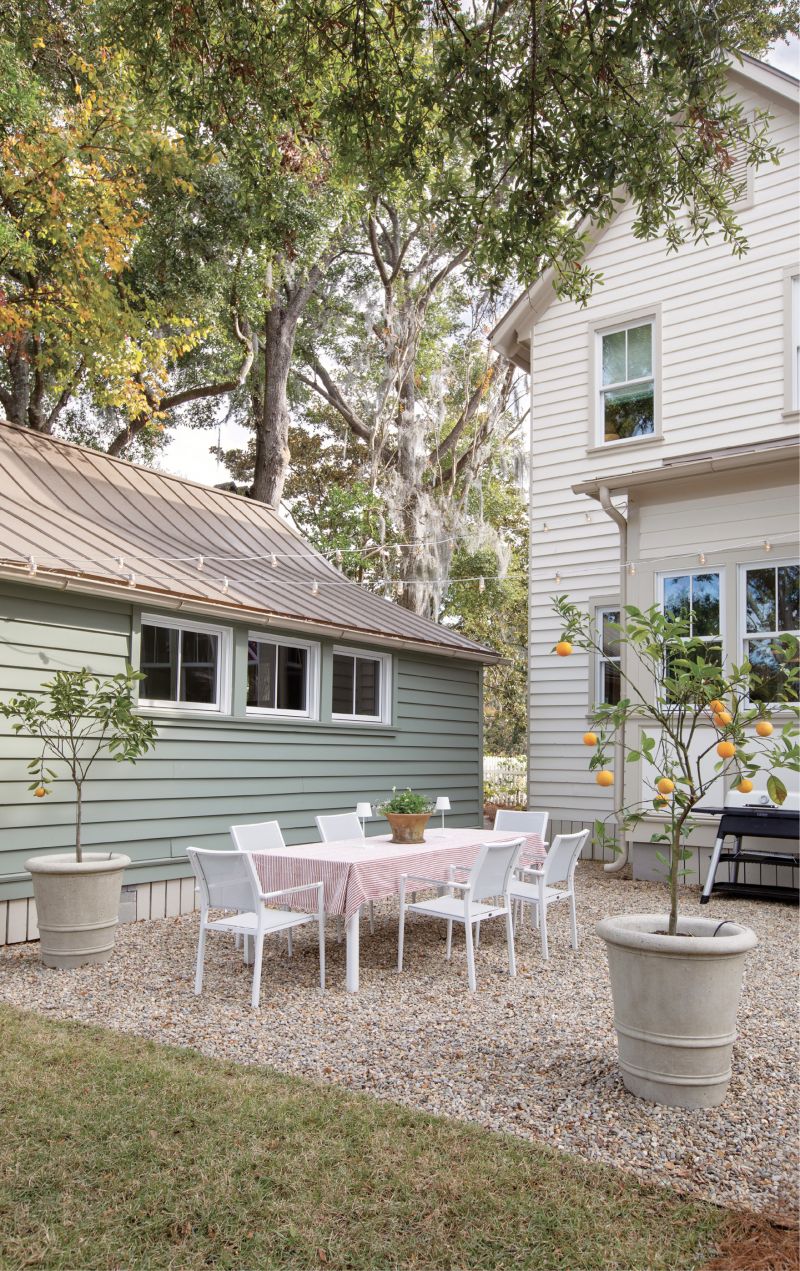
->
[[493, 809, 549, 930], [397, 837, 524, 991], [230, 820, 286, 853], [229, 821, 288, 952], [316, 812, 375, 935], [187, 847, 325, 1009], [509, 829, 589, 960]]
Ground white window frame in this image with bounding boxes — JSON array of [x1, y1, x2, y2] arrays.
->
[[784, 267, 800, 416], [589, 307, 662, 450], [138, 613, 232, 715], [594, 605, 622, 708], [246, 633, 320, 720], [331, 645, 392, 725], [738, 559, 800, 707], [658, 569, 725, 692]]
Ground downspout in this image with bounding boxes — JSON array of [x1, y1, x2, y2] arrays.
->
[[596, 485, 629, 872]]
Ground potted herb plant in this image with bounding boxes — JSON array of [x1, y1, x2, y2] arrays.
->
[[555, 598, 799, 1109], [378, 788, 434, 844], [0, 668, 158, 968]]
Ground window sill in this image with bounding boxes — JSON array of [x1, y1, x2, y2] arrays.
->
[[781, 408, 799, 421], [586, 435, 663, 457]]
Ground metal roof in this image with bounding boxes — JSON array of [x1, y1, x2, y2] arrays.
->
[[0, 423, 499, 664]]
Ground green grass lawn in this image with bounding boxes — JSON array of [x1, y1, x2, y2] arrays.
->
[[0, 1005, 731, 1271]]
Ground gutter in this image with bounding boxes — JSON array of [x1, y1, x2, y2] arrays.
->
[[595, 486, 629, 873], [0, 564, 501, 666]]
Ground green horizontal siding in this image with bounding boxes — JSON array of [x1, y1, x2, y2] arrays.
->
[[0, 582, 483, 897]]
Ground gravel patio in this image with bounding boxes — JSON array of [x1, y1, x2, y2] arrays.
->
[[1, 862, 796, 1217]]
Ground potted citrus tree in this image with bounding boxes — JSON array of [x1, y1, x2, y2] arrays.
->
[[554, 597, 799, 1109], [0, 667, 157, 968], [378, 788, 434, 843]]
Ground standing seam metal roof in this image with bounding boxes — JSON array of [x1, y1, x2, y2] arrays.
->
[[0, 422, 499, 663]]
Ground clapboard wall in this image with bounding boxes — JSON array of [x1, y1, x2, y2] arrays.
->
[[0, 580, 483, 929]]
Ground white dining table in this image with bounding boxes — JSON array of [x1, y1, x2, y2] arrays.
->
[[252, 826, 546, 992]]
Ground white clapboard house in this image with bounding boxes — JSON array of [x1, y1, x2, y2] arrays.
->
[[491, 54, 800, 883]]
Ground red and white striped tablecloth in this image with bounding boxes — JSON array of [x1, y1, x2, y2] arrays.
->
[[252, 827, 546, 921]]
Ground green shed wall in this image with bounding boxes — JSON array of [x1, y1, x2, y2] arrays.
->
[[0, 582, 484, 900]]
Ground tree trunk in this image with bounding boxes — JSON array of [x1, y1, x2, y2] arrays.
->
[[75, 781, 83, 864], [252, 304, 296, 507]]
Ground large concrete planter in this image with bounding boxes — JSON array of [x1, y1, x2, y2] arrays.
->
[[385, 812, 431, 844], [25, 852, 131, 969], [597, 913, 757, 1109]]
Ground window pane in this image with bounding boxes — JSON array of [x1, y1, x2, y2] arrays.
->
[[180, 630, 218, 704], [778, 565, 799, 632], [277, 646, 308, 712], [602, 660, 621, 705], [601, 610, 621, 658], [746, 567, 776, 634], [746, 638, 787, 703], [664, 575, 690, 624], [691, 573, 720, 637], [602, 382, 654, 440], [355, 658, 379, 717], [247, 640, 276, 709], [332, 654, 354, 714], [626, 324, 652, 379], [140, 624, 178, 701], [601, 330, 626, 385]]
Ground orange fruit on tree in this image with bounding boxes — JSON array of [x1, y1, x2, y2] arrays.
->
[[582, 732, 598, 746], [713, 710, 733, 727], [717, 740, 736, 760], [33, 786, 46, 798], [755, 719, 773, 737], [596, 770, 614, 787], [736, 778, 754, 794], [708, 699, 725, 714], [656, 777, 675, 795], [555, 640, 573, 657], [654, 796, 669, 808]]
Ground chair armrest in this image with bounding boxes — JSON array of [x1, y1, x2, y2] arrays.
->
[[258, 881, 324, 903], [515, 866, 544, 879], [401, 872, 471, 891]]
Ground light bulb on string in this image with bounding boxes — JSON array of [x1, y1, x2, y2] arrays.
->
[[270, 553, 278, 568], [196, 555, 204, 571], [698, 551, 706, 566], [221, 577, 229, 594], [764, 540, 772, 553], [396, 579, 404, 597], [335, 549, 342, 565], [311, 580, 319, 596], [627, 562, 637, 576], [394, 544, 402, 560], [127, 572, 136, 588], [116, 556, 125, 571], [478, 576, 485, 594], [26, 555, 36, 575], [555, 571, 561, 586], [542, 523, 550, 533]]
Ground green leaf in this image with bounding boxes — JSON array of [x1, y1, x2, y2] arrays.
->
[[767, 774, 787, 806]]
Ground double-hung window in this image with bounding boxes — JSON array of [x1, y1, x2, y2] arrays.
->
[[598, 319, 655, 444], [247, 635, 319, 718], [596, 607, 621, 706], [139, 615, 230, 712], [661, 571, 722, 697], [742, 563, 800, 704], [332, 646, 391, 724]]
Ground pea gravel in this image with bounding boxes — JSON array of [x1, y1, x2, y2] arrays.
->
[[1, 863, 797, 1216]]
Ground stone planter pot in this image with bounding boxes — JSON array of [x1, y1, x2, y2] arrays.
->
[[385, 812, 431, 844], [25, 852, 131, 969], [597, 913, 757, 1109]]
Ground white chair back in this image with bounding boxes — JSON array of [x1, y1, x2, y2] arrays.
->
[[316, 812, 363, 841], [187, 847, 259, 914], [469, 838, 524, 902], [543, 830, 589, 886], [494, 809, 549, 838], [230, 820, 286, 853]]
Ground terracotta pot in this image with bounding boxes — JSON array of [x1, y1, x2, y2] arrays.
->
[[385, 812, 431, 844]]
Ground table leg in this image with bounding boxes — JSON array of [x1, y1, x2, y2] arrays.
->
[[701, 834, 726, 903], [345, 906, 361, 992]]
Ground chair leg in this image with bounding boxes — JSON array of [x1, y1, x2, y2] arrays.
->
[[251, 934, 265, 1010], [287, 927, 293, 958], [540, 902, 549, 961], [369, 901, 375, 935], [397, 887, 406, 972], [505, 908, 516, 978], [194, 924, 207, 995], [474, 919, 481, 949], [569, 892, 578, 949], [318, 917, 326, 993], [445, 919, 453, 960], [464, 915, 477, 991]]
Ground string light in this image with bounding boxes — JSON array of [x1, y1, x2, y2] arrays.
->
[[555, 571, 561, 585], [627, 562, 637, 576], [26, 555, 36, 575], [764, 540, 772, 553], [311, 580, 319, 596], [335, 549, 343, 565], [698, 551, 706, 566], [478, 576, 485, 593], [127, 572, 136, 588], [270, 553, 278, 568], [196, 555, 204, 570], [542, 523, 550, 533], [585, 512, 592, 523], [394, 544, 402, 560], [116, 556, 125, 571], [221, 577, 229, 594], [396, 579, 404, 597]]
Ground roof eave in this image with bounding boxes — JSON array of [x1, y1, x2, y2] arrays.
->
[[572, 439, 800, 498], [0, 564, 501, 665]]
